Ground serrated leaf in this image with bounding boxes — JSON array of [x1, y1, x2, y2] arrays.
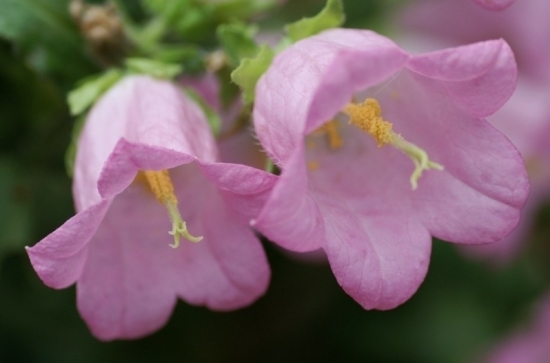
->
[[125, 58, 182, 79], [285, 0, 345, 42], [67, 69, 123, 116], [231, 45, 274, 104], [217, 22, 259, 66]]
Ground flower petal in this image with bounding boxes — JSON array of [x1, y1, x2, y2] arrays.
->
[[74, 75, 217, 211], [169, 162, 271, 310], [406, 39, 517, 117], [322, 204, 431, 310], [473, 0, 516, 11], [372, 70, 528, 243], [76, 184, 178, 341], [26, 199, 110, 289], [97, 139, 194, 200], [198, 160, 278, 220], [254, 28, 408, 165], [253, 146, 324, 252]]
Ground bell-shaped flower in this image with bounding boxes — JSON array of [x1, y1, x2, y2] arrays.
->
[[398, 0, 550, 82], [252, 29, 528, 310], [180, 73, 266, 169], [397, 0, 550, 264], [26, 75, 276, 340]]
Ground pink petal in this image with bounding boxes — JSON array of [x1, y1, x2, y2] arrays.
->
[[74, 75, 217, 211], [397, 0, 550, 82], [77, 183, 178, 341], [253, 146, 324, 252], [370, 70, 528, 243], [97, 139, 194, 200], [26, 199, 110, 289], [321, 204, 431, 310], [168, 162, 271, 310], [254, 28, 408, 165], [199, 161, 278, 219], [406, 40, 517, 117], [473, 0, 516, 11]]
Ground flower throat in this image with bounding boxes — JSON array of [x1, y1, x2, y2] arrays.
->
[[142, 170, 202, 248], [315, 98, 443, 190]]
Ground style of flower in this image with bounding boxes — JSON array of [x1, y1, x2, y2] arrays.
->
[[26, 75, 276, 340], [252, 28, 528, 310]]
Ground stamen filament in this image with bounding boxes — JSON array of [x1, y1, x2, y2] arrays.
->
[[391, 136, 444, 190], [345, 98, 444, 190], [142, 170, 203, 247]]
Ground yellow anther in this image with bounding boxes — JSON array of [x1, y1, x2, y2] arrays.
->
[[143, 170, 177, 205], [345, 99, 394, 147], [307, 161, 319, 171], [142, 170, 202, 247], [312, 120, 343, 150], [344, 98, 444, 190], [321, 120, 343, 149]]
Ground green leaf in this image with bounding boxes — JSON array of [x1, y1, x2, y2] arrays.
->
[[285, 0, 345, 42], [210, 0, 277, 23], [217, 22, 259, 66], [0, 0, 94, 82], [231, 45, 274, 104], [67, 69, 123, 116], [125, 58, 182, 79]]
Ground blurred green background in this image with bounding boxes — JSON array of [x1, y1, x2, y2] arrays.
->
[[0, 0, 549, 362]]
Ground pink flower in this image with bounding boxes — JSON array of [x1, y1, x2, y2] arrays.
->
[[252, 29, 528, 310], [399, 0, 550, 82], [180, 73, 267, 169], [472, 0, 516, 11], [26, 75, 276, 340], [397, 0, 550, 264], [480, 294, 550, 363], [461, 79, 550, 263]]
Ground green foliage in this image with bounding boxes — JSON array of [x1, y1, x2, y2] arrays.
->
[[285, 0, 345, 42], [217, 22, 259, 66], [231, 45, 274, 104], [0, 159, 31, 259], [125, 57, 183, 79], [67, 69, 123, 117], [0, 0, 94, 83], [140, 0, 277, 43]]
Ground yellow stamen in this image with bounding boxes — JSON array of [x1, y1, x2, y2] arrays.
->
[[344, 98, 444, 190], [312, 120, 343, 150], [142, 170, 202, 247], [322, 120, 343, 149], [345, 99, 394, 147], [307, 161, 319, 171]]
